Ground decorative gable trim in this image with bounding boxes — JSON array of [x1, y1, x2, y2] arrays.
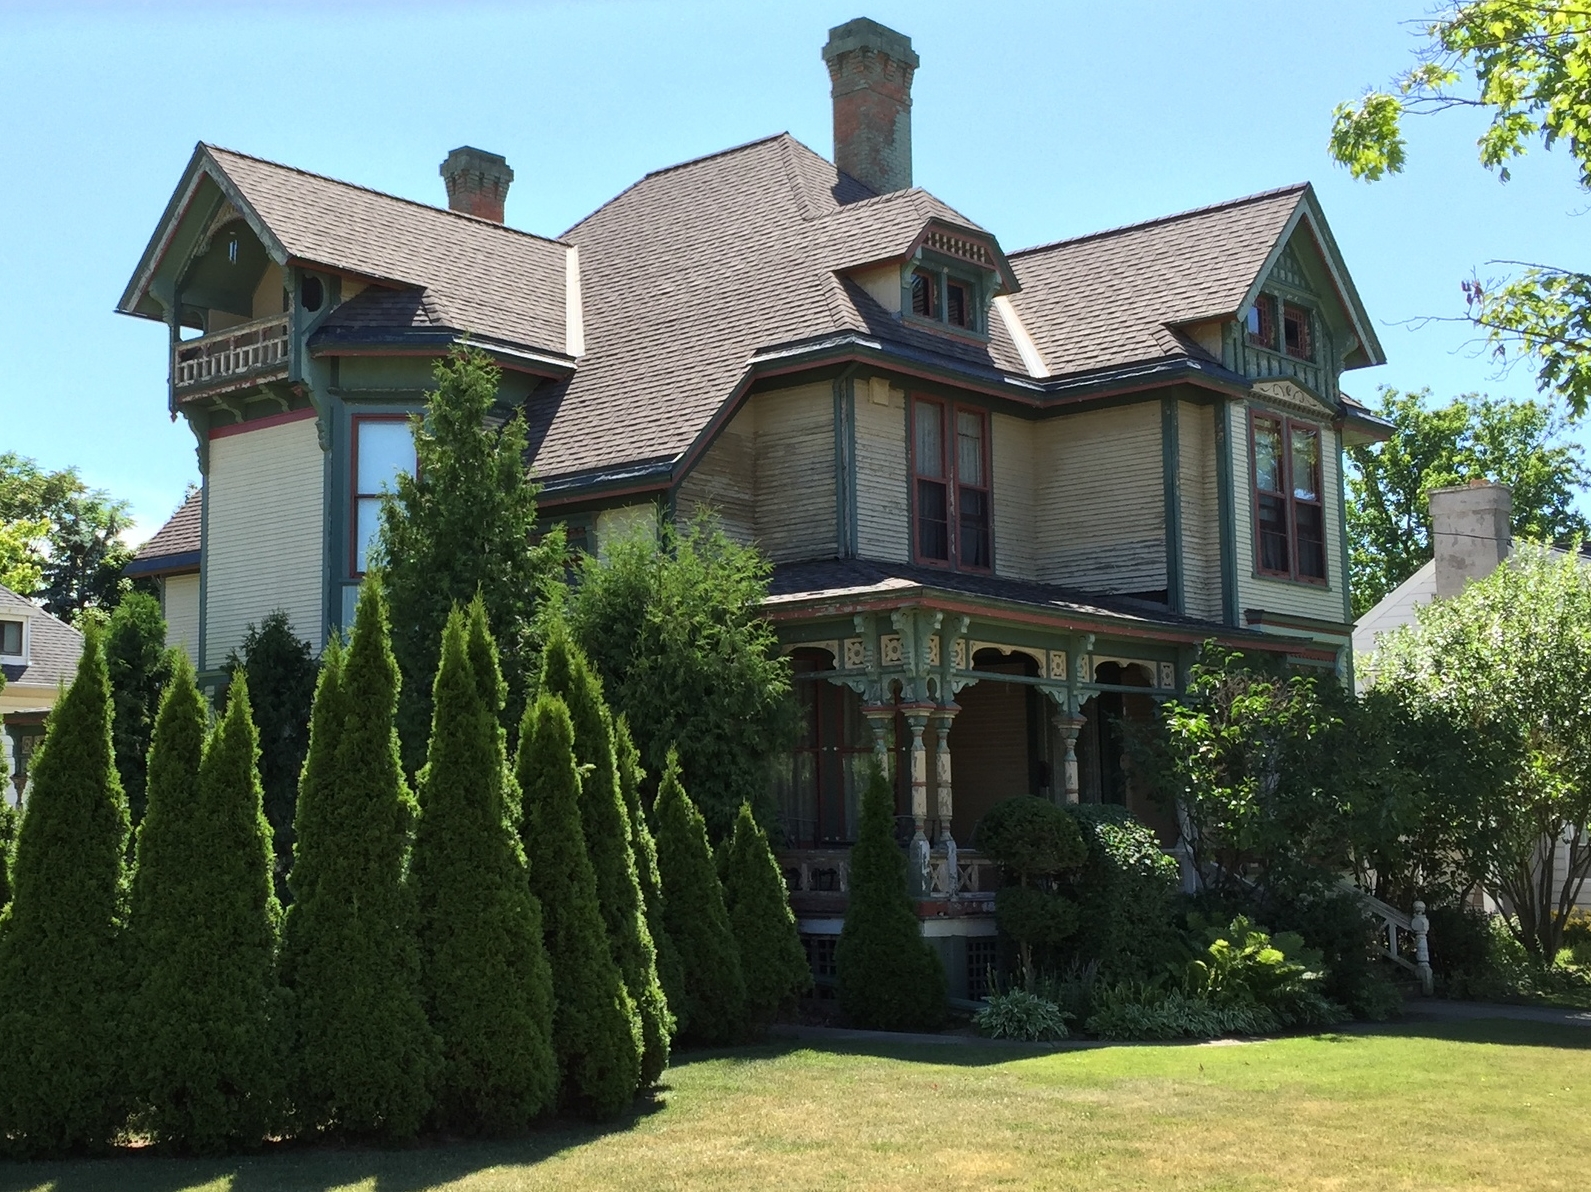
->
[[1251, 378, 1336, 419]]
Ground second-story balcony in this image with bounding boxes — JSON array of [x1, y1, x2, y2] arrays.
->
[[172, 314, 290, 402]]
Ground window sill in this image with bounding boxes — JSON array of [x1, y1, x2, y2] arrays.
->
[[900, 312, 989, 345], [1251, 569, 1331, 590]]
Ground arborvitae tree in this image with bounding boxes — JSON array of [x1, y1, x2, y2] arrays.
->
[[379, 347, 564, 773], [105, 589, 172, 826], [515, 693, 641, 1118], [539, 627, 670, 1087], [616, 716, 684, 1026], [725, 802, 811, 1034], [129, 665, 284, 1151], [836, 767, 946, 1032], [654, 752, 745, 1045], [227, 610, 318, 901], [0, 623, 131, 1154], [412, 605, 557, 1132], [279, 578, 438, 1140], [0, 711, 14, 912]]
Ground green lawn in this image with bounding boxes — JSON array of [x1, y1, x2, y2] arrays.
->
[[4, 1019, 1590, 1191]]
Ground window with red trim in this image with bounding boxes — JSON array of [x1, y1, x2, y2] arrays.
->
[[1246, 294, 1276, 349], [1250, 412, 1326, 583], [1282, 302, 1313, 361], [911, 397, 991, 570], [352, 415, 417, 575]]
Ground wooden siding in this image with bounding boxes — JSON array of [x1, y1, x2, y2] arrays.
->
[[855, 378, 909, 563], [162, 573, 201, 668], [676, 409, 755, 544], [991, 412, 1037, 580], [205, 416, 325, 668], [1230, 401, 1347, 624], [1178, 401, 1222, 620], [755, 383, 837, 562], [1036, 402, 1166, 593]]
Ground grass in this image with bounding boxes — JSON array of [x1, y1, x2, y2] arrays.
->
[[4, 1018, 1591, 1191]]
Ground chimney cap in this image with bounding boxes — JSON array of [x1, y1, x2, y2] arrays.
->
[[822, 17, 919, 69], [440, 145, 514, 181]]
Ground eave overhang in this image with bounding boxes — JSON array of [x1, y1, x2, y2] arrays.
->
[[124, 550, 200, 579], [307, 327, 577, 379]]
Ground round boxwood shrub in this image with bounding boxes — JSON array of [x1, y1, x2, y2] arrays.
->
[[1059, 804, 1179, 980], [974, 796, 1087, 878]]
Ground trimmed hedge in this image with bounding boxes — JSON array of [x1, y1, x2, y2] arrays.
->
[[0, 623, 131, 1155], [725, 802, 811, 1032], [412, 605, 557, 1133], [835, 767, 945, 1032], [654, 753, 745, 1045], [516, 693, 641, 1118], [1060, 804, 1179, 980]]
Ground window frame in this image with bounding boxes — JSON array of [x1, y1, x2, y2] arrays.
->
[[349, 413, 418, 578], [1282, 301, 1313, 362], [901, 260, 987, 338], [1246, 293, 1276, 349], [909, 395, 993, 573], [1247, 409, 1329, 586], [0, 618, 25, 662]]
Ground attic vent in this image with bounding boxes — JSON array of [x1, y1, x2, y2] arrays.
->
[[923, 229, 992, 268]]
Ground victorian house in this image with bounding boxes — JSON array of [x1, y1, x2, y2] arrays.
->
[[124, 18, 1389, 996]]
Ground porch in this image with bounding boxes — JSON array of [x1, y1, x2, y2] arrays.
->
[[172, 313, 290, 400]]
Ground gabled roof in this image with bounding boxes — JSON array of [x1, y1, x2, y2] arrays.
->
[[119, 144, 572, 358], [527, 133, 1030, 482], [1006, 183, 1384, 379], [127, 490, 201, 577], [0, 586, 83, 695]]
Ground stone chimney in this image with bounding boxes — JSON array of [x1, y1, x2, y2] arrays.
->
[[822, 17, 919, 196], [1429, 480, 1512, 598], [439, 146, 514, 223]]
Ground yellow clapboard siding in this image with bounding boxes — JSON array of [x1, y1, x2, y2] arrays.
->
[[991, 411, 1037, 581], [204, 416, 324, 667], [855, 379, 909, 563], [676, 410, 755, 545], [1178, 401, 1222, 620], [755, 383, 837, 562], [162, 572, 201, 668]]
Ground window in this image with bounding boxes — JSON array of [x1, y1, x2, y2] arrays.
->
[[1246, 294, 1275, 348], [1282, 302, 1312, 360], [947, 280, 970, 328], [352, 416, 418, 574], [0, 620, 21, 657], [910, 269, 937, 319], [912, 397, 991, 570], [1250, 412, 1327, 583]]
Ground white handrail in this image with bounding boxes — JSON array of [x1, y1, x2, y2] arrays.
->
[[173, 315, 290, 389]]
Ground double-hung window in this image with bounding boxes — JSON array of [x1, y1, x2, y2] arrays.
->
[[351, 415, 418, 574], [1250, 412, 1326, 583], [912, 397, 991, 570]]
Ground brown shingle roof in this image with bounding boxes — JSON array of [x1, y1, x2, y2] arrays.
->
[[131, 489, 201, 569], [528, 134, 1028, 481], [205, 146, 570, 355], [1005, 185, 1307, 378], [0, 585, 83, 694]]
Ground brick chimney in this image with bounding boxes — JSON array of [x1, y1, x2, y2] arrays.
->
[[1429, 480, 1512, 598], [439, 146, 514, 223], [822, 18, 919, 196]]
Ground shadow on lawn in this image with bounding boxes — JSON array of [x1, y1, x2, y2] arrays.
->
[[0, 1095, 668, 1192], [1335, 1014, 1591, 1051]]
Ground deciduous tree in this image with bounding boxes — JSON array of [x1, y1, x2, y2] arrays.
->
[[0, 452, 136, 617]]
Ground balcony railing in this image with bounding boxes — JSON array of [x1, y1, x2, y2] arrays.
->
[[780, 846, 1002, 912], [173, 315, 290, 395]]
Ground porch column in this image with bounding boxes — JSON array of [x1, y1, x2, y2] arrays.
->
[[1053, 713, 1086, 805], [933, 707, 958, 897], [904, 707, 932, 892], [861, 705, 895, 777]]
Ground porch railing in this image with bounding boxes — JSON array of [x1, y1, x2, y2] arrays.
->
[[173, 315, 290, 392], [1345, 882, 1433, 995], [782, 846, 1001, 906]]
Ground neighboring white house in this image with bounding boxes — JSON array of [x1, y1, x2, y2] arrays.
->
[[0, 585, 84, 807]]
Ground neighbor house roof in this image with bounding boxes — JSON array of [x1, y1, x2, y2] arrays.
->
[[126, 489, 201, 577], [0, 586, 83, 694]]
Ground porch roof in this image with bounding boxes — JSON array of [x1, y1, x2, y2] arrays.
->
[[765, 558, 1286, 652]]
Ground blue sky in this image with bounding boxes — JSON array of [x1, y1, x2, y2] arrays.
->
[[2, 0, 1587, 541]]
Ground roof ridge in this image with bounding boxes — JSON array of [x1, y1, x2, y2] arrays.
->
[[202, 143, 570, 248], [639, 131, 792, 182], [1008, 182, 1310, 258]]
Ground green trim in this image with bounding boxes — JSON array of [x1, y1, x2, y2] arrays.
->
[[1242, 608, 1353, 636], [1214, 399, 1239, 627], [1161, 396, 1184, 613], [834, 371, 859, 557], [196, 474, 210, 672]]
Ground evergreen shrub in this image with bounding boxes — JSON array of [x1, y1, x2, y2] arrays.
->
[[129, 666, 284, 1151], [0, 623, 131, 1154], [105, 589, 172, 826], [515, 693, 641, 1117], [653, 752, 745, 1044], [412, 605, 557, 1133], [539, 627, 670, 1086], [835, 766, 945, 1032], [1060, 804, 1179, 980], [975, 796, 1086, 980], [724, 802, 811, 1033], [616, 716, 685, 1027], [279, 578, 438, 1141]]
